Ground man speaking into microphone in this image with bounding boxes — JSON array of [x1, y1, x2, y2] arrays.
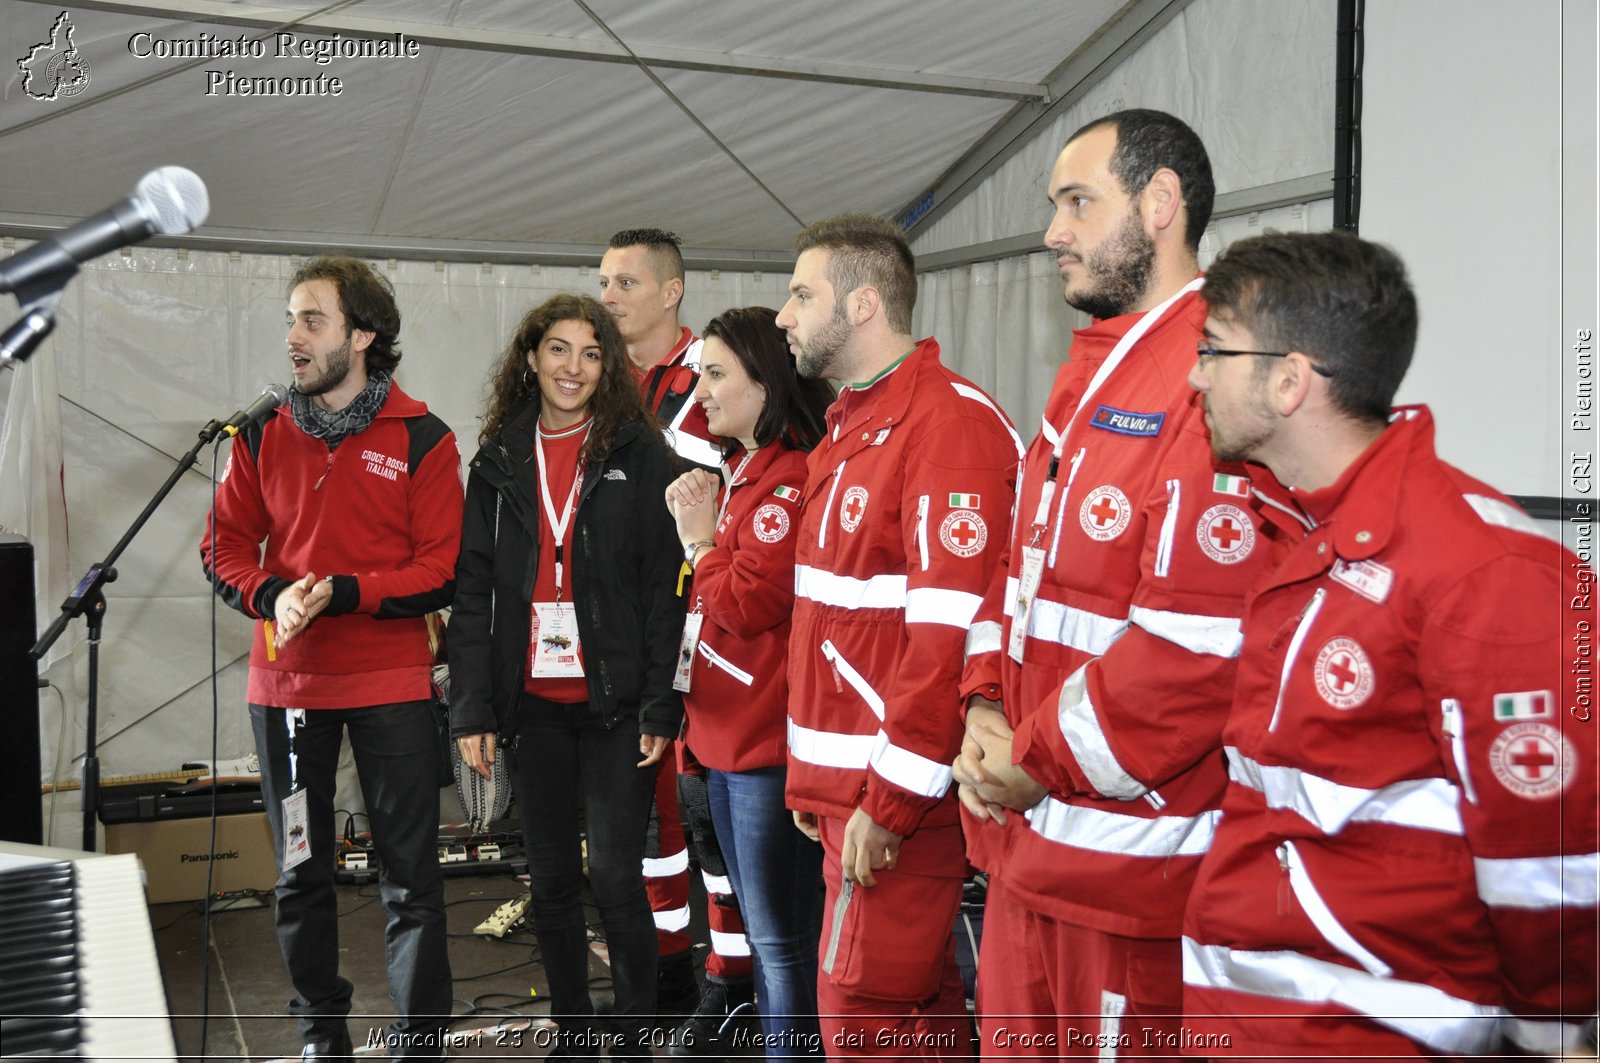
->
[[199, 256, 462, 1061]]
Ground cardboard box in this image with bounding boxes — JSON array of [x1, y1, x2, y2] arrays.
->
[[104, 812, 278, 903]]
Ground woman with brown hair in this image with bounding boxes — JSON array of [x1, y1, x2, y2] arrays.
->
[[450, 292, 685, 1058], [664, 306, 834, 1059]]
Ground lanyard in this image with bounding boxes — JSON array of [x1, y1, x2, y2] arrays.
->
[[285, 709, 303, 791], [1029, 277, 1203, 543], [535, 422, 590, 599], [717, 450, 756, 528]]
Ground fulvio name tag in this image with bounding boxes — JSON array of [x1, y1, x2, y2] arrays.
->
[[1090, 404, 1165, 437]]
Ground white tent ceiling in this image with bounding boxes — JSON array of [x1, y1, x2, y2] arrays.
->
[[2, 0, 1175, 265]]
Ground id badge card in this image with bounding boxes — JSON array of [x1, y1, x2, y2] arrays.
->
[[1008, 545, 1046, 663], [281, 788, 312, 870], [673, 613, 705, 693], [530, 601, 584, 678]]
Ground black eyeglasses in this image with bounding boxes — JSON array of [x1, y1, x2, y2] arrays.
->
[[1196, 341, 1335, 378]]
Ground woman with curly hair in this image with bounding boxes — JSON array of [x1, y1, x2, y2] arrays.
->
[[450, 292, 685, 1059]]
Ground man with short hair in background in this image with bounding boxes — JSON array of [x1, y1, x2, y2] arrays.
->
[[600, 228, 756, 1044]]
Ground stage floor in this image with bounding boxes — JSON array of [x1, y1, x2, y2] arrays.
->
[[150, 871, 706, 1061]]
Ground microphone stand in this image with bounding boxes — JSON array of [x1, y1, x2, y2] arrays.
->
[[33, 418, 229, 852], [1, 283, 66, 372]]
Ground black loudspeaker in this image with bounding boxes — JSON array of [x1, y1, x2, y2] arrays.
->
[[0, 534, 43, 844]]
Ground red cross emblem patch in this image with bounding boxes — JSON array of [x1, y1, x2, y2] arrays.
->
[[1078, 485, 1132, 542], [939, 509, 988, 558], [752, 503, 790, 544], [1488, 722, 1576, 799], [839, 486, 869, 533], [1313, 636, 1375, 709], [1196, 503, 1256, 564]]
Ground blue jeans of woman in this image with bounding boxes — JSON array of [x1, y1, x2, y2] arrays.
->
[[707, 766, 824, 1059], [510, 695, 659, 1049]]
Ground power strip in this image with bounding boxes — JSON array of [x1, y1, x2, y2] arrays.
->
[[333, 841, 526, 884]]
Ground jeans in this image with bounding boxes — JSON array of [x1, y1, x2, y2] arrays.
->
[[707, 766, 824, 1060], [251, 701, 452, 1057], [510, 696, 659, 1045]]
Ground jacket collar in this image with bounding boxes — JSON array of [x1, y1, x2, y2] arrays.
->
[[1070, 282, 1205, 366], [477, 402, 653, 530], [372, 380, 427, 419], [664, 326, 696, 367], [1043, 284, 1205, 430], [722, 438, 793, 488], [822, 338, 939, 454], [1251, 404, 1434, 562]]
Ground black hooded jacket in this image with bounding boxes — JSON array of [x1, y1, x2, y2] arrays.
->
[[448, 401, 686, 741]]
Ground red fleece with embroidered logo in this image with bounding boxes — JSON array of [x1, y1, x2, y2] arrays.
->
[[200, 384, 463, 709]]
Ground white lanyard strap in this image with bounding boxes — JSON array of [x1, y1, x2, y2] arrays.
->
[[535, 423, 590, 598], [285, 708, 304, 791], [1031, 277, 1203, 533], [717, 450, 756, 528]]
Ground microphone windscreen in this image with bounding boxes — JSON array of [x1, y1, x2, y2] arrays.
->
[[135, 166, 209, 235]]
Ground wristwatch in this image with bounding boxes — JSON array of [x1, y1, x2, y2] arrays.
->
[[683, 540, 715, 564]]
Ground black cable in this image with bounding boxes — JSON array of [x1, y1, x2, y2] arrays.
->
[[150, 901, 206, 933], [451, 955, 542, 982], [340, 889, 383, 918], [469, 992, 543, 1009], [198, 437, 224, 1061]]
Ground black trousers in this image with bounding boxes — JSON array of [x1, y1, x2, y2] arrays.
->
[[510, 695, 659, 1043], [251, 701, 453, 1056]]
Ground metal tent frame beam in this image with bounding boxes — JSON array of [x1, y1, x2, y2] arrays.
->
[[913, 172, 1337, 272], [0, 215, 796, 273], [897, 0, 1195, 237]]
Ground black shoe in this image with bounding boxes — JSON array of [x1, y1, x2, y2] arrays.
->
[[668, 979, 757, 1058], [656, 949, 701, 1017], [299, 1027, 353, 1062], [548, 1022, 602, 1062]]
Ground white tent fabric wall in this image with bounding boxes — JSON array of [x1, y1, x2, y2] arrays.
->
[[906, 0, 1337, 435], [910, 0, 1337, 257], [914, 253, 1084, 441], [916, 198, 1336, 439]]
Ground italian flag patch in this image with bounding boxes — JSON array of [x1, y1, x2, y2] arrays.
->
[[1213, 473, 1251, 497], [1494, 690, 1552, 721], [949, 493, 980, 508], [772, 485, 801, 500]]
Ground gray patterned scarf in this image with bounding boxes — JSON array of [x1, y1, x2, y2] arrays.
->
[[290, 370, 393, 448]]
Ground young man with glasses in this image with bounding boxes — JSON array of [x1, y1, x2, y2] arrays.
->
[[1181, 229, 1596, 1060]]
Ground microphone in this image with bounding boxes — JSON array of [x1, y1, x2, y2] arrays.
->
[[1, 166, 209, 296], [220, 383, 289, 438]]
